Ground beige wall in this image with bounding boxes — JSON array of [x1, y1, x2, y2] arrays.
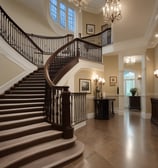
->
[[74, 69, 105, 114], [103, 55, 118, 95], [82, 11, 104, 37], [0, 54, 24, 86]]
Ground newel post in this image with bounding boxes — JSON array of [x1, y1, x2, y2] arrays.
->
[[62, 87, 74, 139]]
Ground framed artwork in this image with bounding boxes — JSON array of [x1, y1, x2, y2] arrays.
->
[[109, 76, 117, 86], [86, 24, 95, 35], [79, 79, 91, 93]]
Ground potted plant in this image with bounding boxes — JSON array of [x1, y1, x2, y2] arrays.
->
[[130, 88, 137, 96]]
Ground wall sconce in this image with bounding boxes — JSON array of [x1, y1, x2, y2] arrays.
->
[[137, 75, 142, 80], [92, 74, 105, 98], [154, 69, 158, 78]]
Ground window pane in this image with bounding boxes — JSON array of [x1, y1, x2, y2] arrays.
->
[[50, 0, 57, 22], [124, 71, 135, 96], [60, 3, 66, 28], [68, 8, 75, 32]]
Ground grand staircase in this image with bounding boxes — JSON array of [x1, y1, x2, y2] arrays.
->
[[0, 67, 84, 168]]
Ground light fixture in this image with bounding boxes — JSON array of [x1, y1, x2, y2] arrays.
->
[[137, 75, 142, 80], [154, 69, 158, 78], [68, 0, 87, 12], [102, 0, 122, 23], [93, 74, 105, 98], [125, 57, 136, 64]]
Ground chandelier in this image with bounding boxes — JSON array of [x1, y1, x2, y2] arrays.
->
[[68, 0, 87, 11], [102, 0, 122, 23]]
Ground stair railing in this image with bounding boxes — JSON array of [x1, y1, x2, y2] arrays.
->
[[44, 38, 102, 138], [82, 28, 112, 47], [27, 33, 74, 55], [0, 6, 43, 66], [70, 92, 87, 125]]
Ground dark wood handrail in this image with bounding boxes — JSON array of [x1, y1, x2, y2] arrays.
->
[[27, 33, 74, 39], [28, 33, 74, 54], [82, 28, 112, 46], [82, 28, 111, 40], [44, 37, 101, 86]]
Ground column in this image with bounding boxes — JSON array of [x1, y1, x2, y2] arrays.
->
[[118, 53, 125, 115]]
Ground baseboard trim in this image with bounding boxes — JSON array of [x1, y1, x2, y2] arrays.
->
[[87, 112, 95, 119], [141, 112, 151, 119]]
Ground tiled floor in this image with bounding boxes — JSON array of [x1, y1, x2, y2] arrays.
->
[[64, 111, 158, 168]]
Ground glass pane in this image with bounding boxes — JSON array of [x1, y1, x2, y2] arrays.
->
[[68, 8, 75, 32], [50, 0, 57, 22], [124, 71, 136, 96], [60, 2, 66, 28]]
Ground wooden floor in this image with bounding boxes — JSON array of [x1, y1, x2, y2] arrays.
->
[[64, 111, 158, 168]]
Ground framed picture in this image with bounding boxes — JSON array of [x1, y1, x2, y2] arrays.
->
[[109, 76, 117, 86], [86, 24, 95, 35], [79, 79, 91, 93]]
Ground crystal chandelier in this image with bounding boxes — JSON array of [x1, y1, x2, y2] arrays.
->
[[68, 0, 87, 11], [102, 0, 122, 23]]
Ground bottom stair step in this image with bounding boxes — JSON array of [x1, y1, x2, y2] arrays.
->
[[0, 137, 77, 168], [21, 141, 84, 168]]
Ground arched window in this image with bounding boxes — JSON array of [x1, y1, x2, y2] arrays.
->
[[50, 0, 76, 33]]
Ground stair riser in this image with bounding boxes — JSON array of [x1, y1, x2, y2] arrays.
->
[[6, 90, 45, 94], [0, 98, 44, 104], [16, 83, 45, 86], [0, 112, 44, 122], [6, 141, 75, 168], [0, 99, 44, 103], [0, 108, 44, 114], [11, 87, 45, 90], [0, 117, 46, 130], [0, 133, 62, 158], [0, 125, 52, 142], [0, 103, 44, 110], [2, 95, 45, 98]]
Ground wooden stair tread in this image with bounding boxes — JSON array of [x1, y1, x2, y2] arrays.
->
[[0, 130, 62, 155], [0, 106, 44, 114], [0, 111, 44, 118], [0, 102, 44, 106], [0, 122, 52, 138]]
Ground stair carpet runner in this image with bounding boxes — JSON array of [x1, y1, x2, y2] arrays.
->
[[0, 67, 84, 168]]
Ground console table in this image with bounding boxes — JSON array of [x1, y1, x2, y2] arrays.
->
[[129, 96, 141, 111], [151, 97, 158, 125], [94, 98, 115, 120]]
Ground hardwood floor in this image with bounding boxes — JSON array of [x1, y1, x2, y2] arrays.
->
[[64, 111, 158, 168]]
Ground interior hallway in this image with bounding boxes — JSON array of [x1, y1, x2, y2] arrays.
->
[[63, 111, 158, 168]]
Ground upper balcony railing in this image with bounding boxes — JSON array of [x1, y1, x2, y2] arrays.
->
[[27, 33, 74, 55], [82, 28, 112, 47], [0, 6, 43, 66]]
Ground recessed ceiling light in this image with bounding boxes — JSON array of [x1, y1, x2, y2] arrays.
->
[[155, 33, 158, 38]]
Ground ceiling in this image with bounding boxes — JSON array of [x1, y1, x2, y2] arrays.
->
[[15, 0, 158, 48]]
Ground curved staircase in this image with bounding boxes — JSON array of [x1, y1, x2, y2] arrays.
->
[[0, 67, 84, 168]]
